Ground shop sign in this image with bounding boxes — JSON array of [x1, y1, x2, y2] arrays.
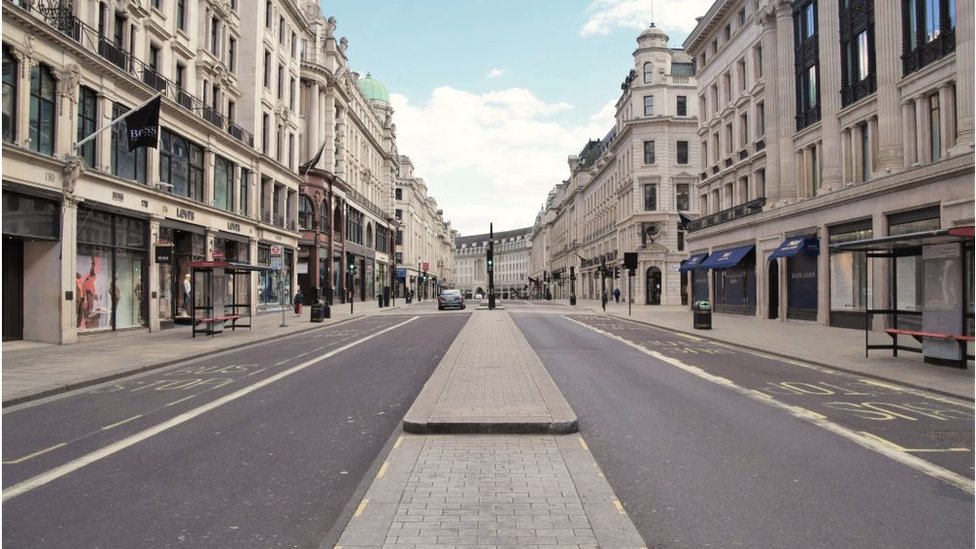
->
[[155, 245, 172, 264], [176, 207, 195, 221], [212, 249, 226, 261], [227, 221, 241, 232]]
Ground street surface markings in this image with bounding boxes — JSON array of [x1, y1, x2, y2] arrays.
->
[[1, 316, 420, 503], [3, 443, 67, 465], [376, 461, 389, 479], [100, 415, 143, 431], [165, 395, 196, 407], [353, 498, 369, 518], [565, 316, 975, 495], [393, 435, 403, 449], [613, 498, 627, 515], [858, 431, 969, 453]]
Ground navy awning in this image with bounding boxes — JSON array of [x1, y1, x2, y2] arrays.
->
[[679, 252, 709, 272], [768, 235, 819, 260], [699, 245, 755, 269]]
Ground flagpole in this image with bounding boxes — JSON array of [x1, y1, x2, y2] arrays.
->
[[73, 92, 163, 152]]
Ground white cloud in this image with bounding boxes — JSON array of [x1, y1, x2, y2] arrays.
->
[[391, 88, 615, 235], [580, 0, 713, 39], [486, 67, 505, 79]]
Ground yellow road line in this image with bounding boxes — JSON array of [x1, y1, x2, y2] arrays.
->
[[578, 436, 589, 450], [3, 443, 67, 465], [353, 498, 369, 518], [860, 431, 970, 453], [376, 462, 389, 479], [613, 499, 626, 515], [394, 435, 403, 449]]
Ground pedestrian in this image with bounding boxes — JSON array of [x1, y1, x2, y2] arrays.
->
[[294, 288, 304, 316], [613, 287, 620, 303]]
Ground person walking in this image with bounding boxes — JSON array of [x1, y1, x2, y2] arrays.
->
[[613, 287, 620, 303], [294, 288, 304, 316]]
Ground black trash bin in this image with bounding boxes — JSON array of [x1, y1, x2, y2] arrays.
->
[[310, 299, 329, 322], [377, 294, 384, 308], [693, 300, 712, 329]]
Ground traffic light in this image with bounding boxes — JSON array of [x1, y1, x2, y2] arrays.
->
[[614, 266, 620, 279], [486, 249, 494, 272], [422, 270, 428, 281], [348, 263, 357, 276]]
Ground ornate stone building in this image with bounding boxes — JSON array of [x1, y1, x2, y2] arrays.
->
[[455, 227, 532, 300], [683, 0, 973, 328]]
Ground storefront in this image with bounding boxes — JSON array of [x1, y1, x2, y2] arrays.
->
[[156, 224, 205, 325], [680, 252, 709, 307], [701, 245, 756, 315], [76, 205, 149, 332], [768, 235, 819, 321], [2, 189, 61, 341], [828, 219, 873, 329], [257, 243, 293, 308]]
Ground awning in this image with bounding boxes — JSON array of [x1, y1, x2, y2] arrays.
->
[[830, 226, 974, 253], [768, 235, 819, 260], [679, 252, 709, 272], [189, 261, 273, 272], [699, 245, 755, 269]]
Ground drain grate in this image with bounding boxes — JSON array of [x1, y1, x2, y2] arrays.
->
[[927, 430, 975, 446]]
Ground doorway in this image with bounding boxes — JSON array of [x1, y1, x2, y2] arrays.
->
[[646, 267, 662, 305], [768, 260, 779, 319], [3, 238, 24, 341]]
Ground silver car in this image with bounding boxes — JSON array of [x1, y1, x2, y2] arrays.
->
[[438, 289, 465, 310]]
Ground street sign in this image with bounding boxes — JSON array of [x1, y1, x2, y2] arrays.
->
[[270, 245, 283, 271], [422, 262, 429, 272]]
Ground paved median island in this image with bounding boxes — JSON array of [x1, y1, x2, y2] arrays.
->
[[403, 309, 578, 434]]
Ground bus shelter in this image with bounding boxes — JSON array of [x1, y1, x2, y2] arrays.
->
[[189, 261, 271, 337], [830, 226, 974, 367]]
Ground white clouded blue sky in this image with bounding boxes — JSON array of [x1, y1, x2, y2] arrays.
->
[[323, 0, 713, 235]]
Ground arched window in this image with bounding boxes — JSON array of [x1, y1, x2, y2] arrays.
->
[[320, 199, 330, 234], [333, 207, 343, 238], [29, 63, 56, 155], [643, 62, 653, 83], [298, 195, 314, 230], [365, 223, 373, 249]]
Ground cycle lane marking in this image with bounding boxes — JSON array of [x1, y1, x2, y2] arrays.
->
[[1, 316, 420, 502], [564, 315, 974, 495]]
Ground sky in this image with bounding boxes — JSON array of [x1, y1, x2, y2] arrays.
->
[[323, 0, 715, 236]]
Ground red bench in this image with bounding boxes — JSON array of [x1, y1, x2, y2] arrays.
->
[[882, 328, 974, 366]]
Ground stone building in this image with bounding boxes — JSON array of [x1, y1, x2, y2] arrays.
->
[[394, 156, 456, 300], [682, 0, 973, 331], [1, 1, 405, 342], [455, 227, 532, 300]]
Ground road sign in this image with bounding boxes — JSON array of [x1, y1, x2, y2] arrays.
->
[[270, 245, 283, 271], [422, 262, 429, 272]]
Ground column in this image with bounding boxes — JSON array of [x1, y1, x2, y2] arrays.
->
[[873, 0, 905, 171], [308, 82, 319, 161], [61, 198, 79, 344], [901, 100, 917, 167], [801, 146, 812, 198], [97, 93, 112, 171], [914, 95, 929, 164], [851, 124, 864, 183], [951, 0, 974, 152], [775, 2, 797, 203], [939, 83, 956, 153], [148, 215, 163, 332], [841, 127, 852, 184], [203, 150, 215, 206], [323, 93, 336, 170], [249, 237, 259, 317], [867, 116, 879, 177], [817, 0, 843, 189], [758, 6, 781, 203], [334, 106, 346, 179], [206, 228, 218, 261], [13, 47, 34, 148]]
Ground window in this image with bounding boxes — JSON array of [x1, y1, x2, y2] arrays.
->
[[159, 129, 203, 201], [644, 95, 654, 116], [859, 121, 871, 182], [737, 59, 747, 91], [298, 195, 314, 230], [266, 1, 273, 29], [840, 0, 875, 106], [395, 188, 403, 200], [228, 37, 236, 72], [110, 103, 148, 183], [276, 125, 282, 161], [240, 168, 250, 216], [395, 208, 403, 220], [211, 16, 220, 54], [279, 17, 286, 44], [643, 184, 657, 211], [262, 112, 269, 152], [643, 62, 653, 83], [176, 0, 186, 31], [739, 7, 747, 26], [929, 93, 941, 160], [289, 77, 296, 110], [77, 86, 98, 167], [288, 133, 294, 169], [214, 156, 233, 211], [676, 183, 690, 210], [677, 141, 689, 164], [794, 0, 820, 130], [29, 63, 56, 155], [829, 222, 873, 314], [724, 24, 731, 41], [757, 101, 766, 137], [2, 44, 16, 144], [277, 66, 283, 99], [677, 96, 687, 116], [754, 45, 764, 79], [677, 225, 686, 251], [643, 141, 655, 164], [264, 50, 271, 88], [291, 31, 298, 59]]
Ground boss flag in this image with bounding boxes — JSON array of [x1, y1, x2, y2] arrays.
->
[[124, 95, 161, 152]]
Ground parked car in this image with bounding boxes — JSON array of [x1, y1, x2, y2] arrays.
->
[[438, 289, 465, 310]]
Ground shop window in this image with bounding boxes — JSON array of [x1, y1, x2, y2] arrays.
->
[[111, 102, 148, 183], [214, 155, 234, 211], [829, 222, 873, 317], [29, 63, 56, 155], [2, 43, 17, 144]]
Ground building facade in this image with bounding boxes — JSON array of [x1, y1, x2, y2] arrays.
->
[[531, 24, 700, 306], [1, 0, 422, 342], [455, 227, 532, 300], [682, 0, 973, 328], [394, 156, 456, 300]]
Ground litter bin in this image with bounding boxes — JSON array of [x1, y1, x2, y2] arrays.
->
[[310, 299, 329, 322], [377, 294, 384, 308], [383, 294, 390, 307], [693, 300, 712, 329]]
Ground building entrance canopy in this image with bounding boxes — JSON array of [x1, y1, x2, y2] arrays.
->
[[679, 252, 709, 272], [700, 245, 754, 269], [768, 235, 819, 260]]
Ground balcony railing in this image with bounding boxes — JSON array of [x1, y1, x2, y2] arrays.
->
[[13, 0, 255, 148], [274, 216, 285, 228], [260, 209, 272, 223], [685, 197, 766, 232]]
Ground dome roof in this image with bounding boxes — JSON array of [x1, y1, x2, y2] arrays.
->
[[358, 73, 390, 103], [638, 23, 669, 43]]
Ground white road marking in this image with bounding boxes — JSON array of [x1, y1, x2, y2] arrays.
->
[[1, 316, 420, 503], [101, 415, 143, 430], [565, 316, 975, 495], [3, 443, 67, 465], [165, 395, 197, 407]]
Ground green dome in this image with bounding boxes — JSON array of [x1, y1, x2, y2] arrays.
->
[[358, 73, 390, 103]]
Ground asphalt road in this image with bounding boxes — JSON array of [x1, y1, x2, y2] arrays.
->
[[2, 311, 468, 548], [509, 302, 975, 549]]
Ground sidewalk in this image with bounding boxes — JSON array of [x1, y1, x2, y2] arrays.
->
[[1, 299, 403, 406], [336, 309, 646, 549], [549, 298, 974, 401]]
